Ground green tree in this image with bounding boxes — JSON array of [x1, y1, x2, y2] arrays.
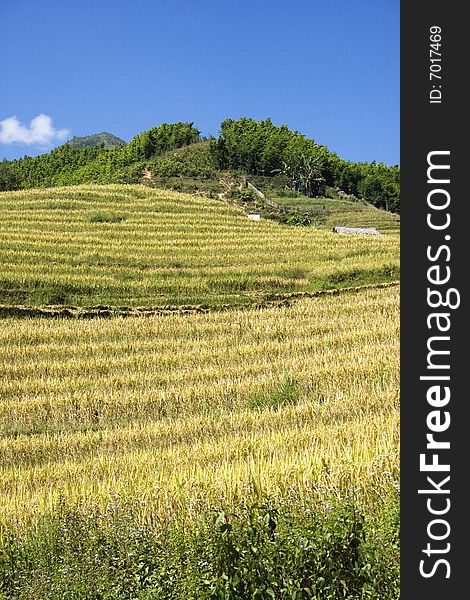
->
[[0, 161, 20, 191], [357, 166, 400, 212], [280, 153, 325, 197]]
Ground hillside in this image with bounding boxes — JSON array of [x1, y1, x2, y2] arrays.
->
[[233, 178, 401, 232], [65, 132, 126, 148], [0, 184, 399, 310], [0, 128, 400, 598], [0, 183, 400, 597], [2, 118, 400, 215]]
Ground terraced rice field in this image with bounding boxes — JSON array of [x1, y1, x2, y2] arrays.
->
[[0, 284, 399, 530], [0, 185, 400, 600], [0, 185, 399, 308]]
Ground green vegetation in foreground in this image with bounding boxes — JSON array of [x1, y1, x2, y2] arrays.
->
[[0, 494, 399, 600], [0, 184, 399, 309]]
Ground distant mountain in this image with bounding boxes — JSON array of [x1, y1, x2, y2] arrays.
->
[[65, 132, 126, 149]]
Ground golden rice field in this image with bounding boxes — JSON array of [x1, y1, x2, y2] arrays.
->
[[0, 185, 399, 308], [0, 284, 399, 532], [0, 184, 400, 541]]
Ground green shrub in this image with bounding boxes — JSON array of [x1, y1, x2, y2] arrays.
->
[[286, 214, 312, 226], [206, 501, 375, 599], [248, 375, 300, 410], [238, 188, 255, 202], [87, 212, 126, 223], [0, 494, 399, 599]]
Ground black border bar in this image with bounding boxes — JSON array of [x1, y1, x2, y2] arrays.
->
[[401, 3, 468, 597]]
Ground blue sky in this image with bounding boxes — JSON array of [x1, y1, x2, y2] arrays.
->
[[0, 0, 399, 165]]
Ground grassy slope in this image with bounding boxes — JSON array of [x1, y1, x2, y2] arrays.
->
[[0, 285, 399, 528], [0, 184, 399, 308], [275, 195, 400, 231], [257, 185, 401, 232], [0, 184, 400, 597]]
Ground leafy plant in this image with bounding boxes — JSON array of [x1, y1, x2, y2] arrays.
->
[[248, 375, 300, 410], [238, 188, 255, 202], [0, 496, 400, 599], [286, 213, 312, 226]]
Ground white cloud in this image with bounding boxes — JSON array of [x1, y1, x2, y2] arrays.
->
[[0, 114, 70, 146]]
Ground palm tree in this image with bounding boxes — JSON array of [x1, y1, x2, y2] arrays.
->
[[279, 153, 325, 197]]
